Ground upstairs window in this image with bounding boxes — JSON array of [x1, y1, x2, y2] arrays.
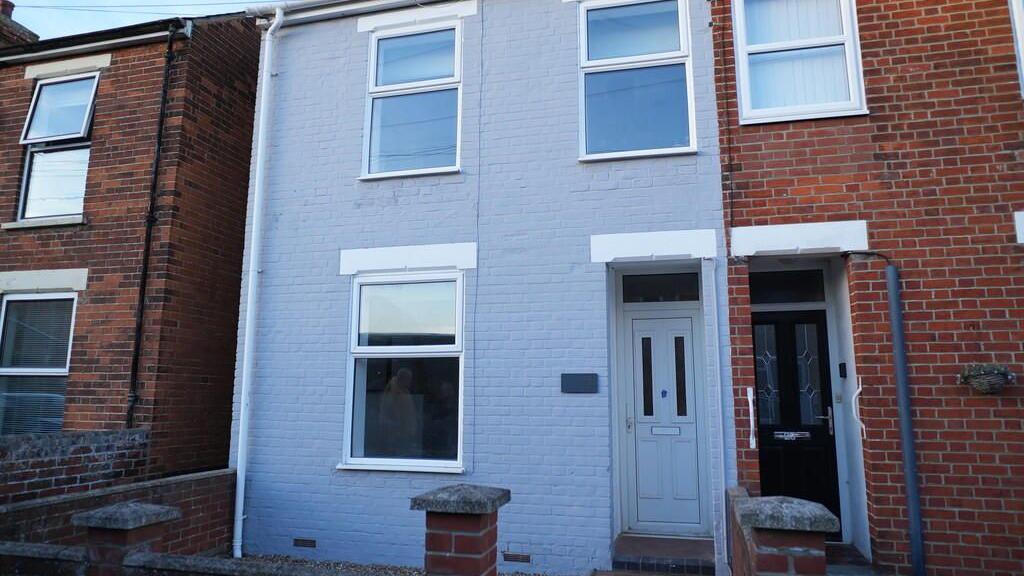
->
[[733, 0, 866, 123], [364, 25, 461, 178], [578, 0, 695, 160], [0, 293, 76, 435], [17, 73, 98, 221], [345, 272, 464, 471]]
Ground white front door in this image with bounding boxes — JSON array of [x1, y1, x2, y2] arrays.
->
[[624, 315, 708, 536]]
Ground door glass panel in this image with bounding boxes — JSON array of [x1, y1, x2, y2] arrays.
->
[[674, 336, 687, 416], [795, 323, 824, 425], [754, 324, 780, 425], [622, 273, 699, 303], [749, 270, 825, 304], [641, 337, 653, 416]]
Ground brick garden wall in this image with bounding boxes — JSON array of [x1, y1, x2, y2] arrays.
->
[[0, 468, 234, 555], [711, 0, 1024, 574], [0, 430, 148, 505]]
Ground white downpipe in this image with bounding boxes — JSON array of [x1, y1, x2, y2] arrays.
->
[[233, 7, 284, 559]]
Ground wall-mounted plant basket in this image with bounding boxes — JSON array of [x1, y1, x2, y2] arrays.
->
[[959, 364, 1015, 395]]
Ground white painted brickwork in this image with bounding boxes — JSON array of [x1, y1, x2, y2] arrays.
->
[[231, 1, 734, 573]]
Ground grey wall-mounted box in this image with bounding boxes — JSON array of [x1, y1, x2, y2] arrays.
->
[[561, 373, 598, 394]]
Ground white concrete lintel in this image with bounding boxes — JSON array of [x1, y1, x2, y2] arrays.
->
[[24, 54, 112, 80], [590, 229, 718, 263], [731, 220, 869, 257], [340, 242, 477, 275], [357, 0, 477, 32], [0, 268, 89, 293]]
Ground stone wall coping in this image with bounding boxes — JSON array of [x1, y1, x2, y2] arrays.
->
[[410, 483, 511, 515], [124, 552, 360, 575], [0, 540, 88, 562], [0, 468, 235, 515], [72, 502, 182, 530], [0, 428, 148, 460], [733, 496, 840, 533]]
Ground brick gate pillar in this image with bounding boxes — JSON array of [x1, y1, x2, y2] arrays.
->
[[411, 484, 511, 576], [72, 502, 181, 576]]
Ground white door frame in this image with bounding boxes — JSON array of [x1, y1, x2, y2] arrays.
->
[[747, 258, 864, 546], [608, 264, 712, 539]]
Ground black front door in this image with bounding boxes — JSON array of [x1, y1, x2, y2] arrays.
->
[[752, 310, 841, 533]]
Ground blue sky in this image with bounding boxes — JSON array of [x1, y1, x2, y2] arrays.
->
[[11, 1, 256, 39]]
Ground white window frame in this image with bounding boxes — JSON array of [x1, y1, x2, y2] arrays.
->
[[17, 142, 91, 222], [1011, 0, 1024, 95], [732, 0, 867, 124], [341, 270, 465, 473], [19, 71, 100, 145], [360, 21, 464, 180], [0, 292, 78, 378], [577, 0, 697, 161]]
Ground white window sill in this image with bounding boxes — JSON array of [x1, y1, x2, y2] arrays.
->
[[359, 166, 461, 181], [337, 462, 464, 474], [739, 107, 869, 126], [2, 215, 84, 230], [580, 147, 697, 163]]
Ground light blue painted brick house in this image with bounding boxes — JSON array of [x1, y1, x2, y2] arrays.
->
[[231, 0, 736, 573]]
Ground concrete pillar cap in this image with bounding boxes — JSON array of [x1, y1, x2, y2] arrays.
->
[[411, 484, 511, 515], [72, 502, 182, 531]]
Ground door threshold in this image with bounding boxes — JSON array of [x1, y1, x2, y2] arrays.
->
[[612, 534, 714, 575]]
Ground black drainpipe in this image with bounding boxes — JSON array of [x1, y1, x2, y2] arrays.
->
[[847, 252, 926, 576], [126, 22, 182, 428]]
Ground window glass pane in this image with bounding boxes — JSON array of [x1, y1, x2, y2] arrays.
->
[[23, 147, 89, 219], [0, 299, 74, 369], [744, 0, 842, 45], [25, 77, 96, 141], [749, 270, 825, 304], [0, 376, 66, 435], [377, 29, 456, 86], [623, 273, 699, 303], [585, 64, 689, 154], [369, 89, 458, 173], [351, 357, 459, 460], [641, 337, 653, 417], [748, 45, 849, 109], [674, 336, 687, 416], [587, 0, 680, 61], [359, 281, 456, 346], [754, 324, 780, 425], [795, 323, 824, 426]]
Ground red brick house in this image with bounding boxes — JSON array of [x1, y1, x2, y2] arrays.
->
[[713, 0, 1023, 575], [0, 14, 258, 504]]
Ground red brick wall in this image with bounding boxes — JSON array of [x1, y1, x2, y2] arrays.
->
[[713, 1, 1024, 575], [0, 468, 234, 555], [133, 17, 259, 477], [0, 17, 258, 491], [0, 42, 168, 431]]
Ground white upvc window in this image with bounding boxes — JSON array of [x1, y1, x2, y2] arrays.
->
[[342, 271, 464, 472], [1012, 0, 1024, 94], [17, 72, 98, 222], [0, 292, 77, 435], [732, 0, 866, 124], [361, 22, 463, 179], [577, 0, 696, 160]]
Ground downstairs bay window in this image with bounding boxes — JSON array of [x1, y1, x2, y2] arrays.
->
[[344, 273, 463, 472], [0, 293, 76, 435]]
